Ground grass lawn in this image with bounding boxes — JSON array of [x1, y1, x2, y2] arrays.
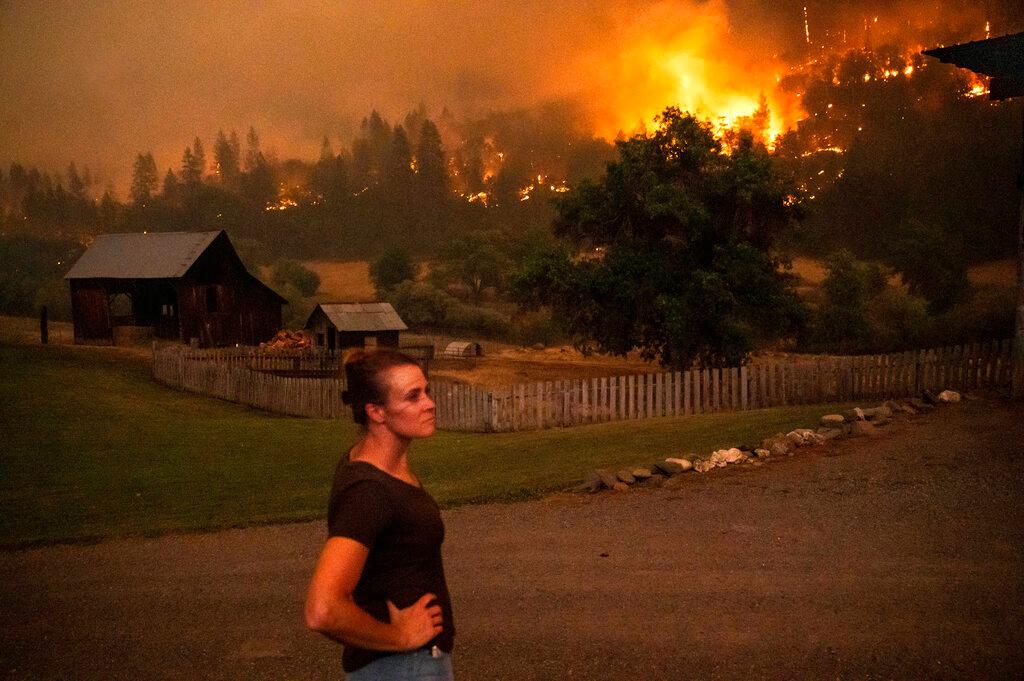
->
[[1, 342, 857, 548]]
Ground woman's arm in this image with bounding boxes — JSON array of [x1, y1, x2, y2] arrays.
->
[[304, 536, 443, 651]]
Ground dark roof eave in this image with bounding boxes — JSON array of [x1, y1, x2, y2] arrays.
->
[[923, 32, 1024, 100]]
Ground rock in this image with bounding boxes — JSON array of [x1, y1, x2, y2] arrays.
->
[[693, 459, 716, 473], [841, 407, 865, 422], [894, 401, 917, 414], [701, 449, 739, 469], [611, 482, 630, 492], [631, 467, 653, 479], [575, 471, 603, 493], [665, 457, 694, 472], [653, 459, 686, 476], [805, 432, 826, 445], [937, 389, 961, 403], [531, 342, 545, 351], [816, 428, 843, 441], [861, 405, 893, 420], [850, 420, 880, 437], [769, 439, 792, 457], [820, 414, 846, 426], [922, 389, 939, 405], [595, 469, 619, 489], [872, 416, 891, 427], [615, 470, 636, 484], [785, 429, 817, 447], [754, 448, 771, 458], [717, 448, 746, 464]]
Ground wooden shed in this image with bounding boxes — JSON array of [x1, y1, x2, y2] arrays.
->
[[64, 230, 286, 347], [304, 302, 408, 353]]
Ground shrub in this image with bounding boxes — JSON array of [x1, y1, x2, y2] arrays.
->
[[443, 301, 511, 337], [386, 280, 453, 328], [510, 308, 563, 346], [271, 259, 320, 298], [370, 247, 416, 296]]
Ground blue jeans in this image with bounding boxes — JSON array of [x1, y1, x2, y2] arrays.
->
[[346, 648, 454, 681]]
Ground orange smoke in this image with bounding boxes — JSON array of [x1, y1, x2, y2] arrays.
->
[[583, 1, 801, 145]]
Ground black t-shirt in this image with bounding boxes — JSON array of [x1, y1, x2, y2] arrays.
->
[[327, 459, 455, 673]]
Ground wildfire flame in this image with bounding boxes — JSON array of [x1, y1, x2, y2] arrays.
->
[[585, 0, 798, 147]]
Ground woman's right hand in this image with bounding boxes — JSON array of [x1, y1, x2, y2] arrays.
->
[[387, 593, 443, 650]]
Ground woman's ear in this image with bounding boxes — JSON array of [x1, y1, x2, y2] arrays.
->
[[364, 401, 387, 425]]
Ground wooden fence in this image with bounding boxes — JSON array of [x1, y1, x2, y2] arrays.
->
[[153, 340, 1017, 432]]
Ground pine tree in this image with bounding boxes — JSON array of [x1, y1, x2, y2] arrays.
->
[[384, 125, 414, 186], [213, 130, 241, 185], [162, 168, 179, 198], [129, 152, 159, 205], [244, 127, 264, 172], [181, 144, 202, 186], [415, 120, 448, 197]]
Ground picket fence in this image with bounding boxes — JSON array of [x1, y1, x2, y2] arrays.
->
[[153, 340, 1017, 432]]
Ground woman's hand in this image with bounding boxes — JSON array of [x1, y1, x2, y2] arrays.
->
[[387, 593, 443, 650]]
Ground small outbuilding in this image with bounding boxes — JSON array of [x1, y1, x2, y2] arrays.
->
[[304, 302, 408, 353], [64, 230, 286, 347], [442, 341, 483, 358]]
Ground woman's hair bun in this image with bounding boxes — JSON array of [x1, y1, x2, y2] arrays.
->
[[340, 389, 352, 405]]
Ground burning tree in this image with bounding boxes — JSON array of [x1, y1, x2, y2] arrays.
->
[[513, 107, 805, 368]]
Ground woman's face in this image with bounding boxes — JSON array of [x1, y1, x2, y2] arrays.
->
[[377, 364, 436, 439]]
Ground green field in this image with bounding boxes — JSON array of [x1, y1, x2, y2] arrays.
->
[[0, 343, 856, 548]]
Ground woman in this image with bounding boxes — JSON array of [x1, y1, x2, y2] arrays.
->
[[305, 348, 455, 680]]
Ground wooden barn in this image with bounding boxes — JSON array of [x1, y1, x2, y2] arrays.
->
[[64, 230, 286, 347], [304, 302, 408, 353]]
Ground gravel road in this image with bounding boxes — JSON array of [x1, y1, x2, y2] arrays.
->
[[3, 399, 1023, 680]]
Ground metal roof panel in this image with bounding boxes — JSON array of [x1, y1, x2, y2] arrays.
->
[[64, 231, 222, 279], [315, 302, 408, 332]]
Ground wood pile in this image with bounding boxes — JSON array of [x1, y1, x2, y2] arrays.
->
[[261, 329, 312, 350]]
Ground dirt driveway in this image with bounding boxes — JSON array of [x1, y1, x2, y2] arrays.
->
[[2, 399, 1023, 680]]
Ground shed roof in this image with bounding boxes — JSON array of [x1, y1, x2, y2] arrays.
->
[[310, 302, 408, 332], [65, 230, 222, 279]]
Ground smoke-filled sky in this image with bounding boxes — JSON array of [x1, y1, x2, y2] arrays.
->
[[0, 0, 1013, 193]]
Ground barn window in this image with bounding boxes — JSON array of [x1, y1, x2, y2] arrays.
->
[[161, 304, 176, 317], [205, 286, 219, 313], [109, 293, 133, 317]]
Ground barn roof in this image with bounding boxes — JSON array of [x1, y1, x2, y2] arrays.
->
[[308, 302, 408, 332], [64, 230, 222, 279]]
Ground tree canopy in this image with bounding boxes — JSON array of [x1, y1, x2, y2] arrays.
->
[[513, 107, 805, 368]]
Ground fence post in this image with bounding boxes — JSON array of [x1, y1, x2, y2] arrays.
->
[[740, 365, 748, 410]]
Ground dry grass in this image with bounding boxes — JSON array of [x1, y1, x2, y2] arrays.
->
[[968, 259, 1015, 287], [787, 256, 828, 285], [302, 260, 377, 301], [0, 314, 74, 346]]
